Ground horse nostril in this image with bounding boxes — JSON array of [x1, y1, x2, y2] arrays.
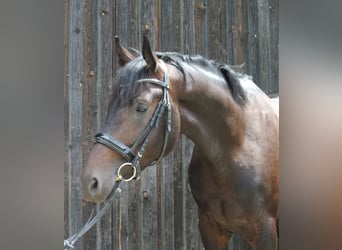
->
[[88, 177, 99, 194]]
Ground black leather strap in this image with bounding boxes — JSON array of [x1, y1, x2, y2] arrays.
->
[[94, 133, 135, 162]]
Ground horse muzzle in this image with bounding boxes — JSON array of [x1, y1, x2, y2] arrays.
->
[[81, 161, 140, 203]]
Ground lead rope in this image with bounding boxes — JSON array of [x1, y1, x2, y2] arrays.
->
[[64, 179, 124, 249]]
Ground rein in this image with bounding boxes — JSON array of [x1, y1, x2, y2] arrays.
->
[[64, 66, 171, 249], [64, 179, 123, 249]]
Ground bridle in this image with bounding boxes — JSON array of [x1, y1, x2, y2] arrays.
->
[[94, 65, 171, 182]]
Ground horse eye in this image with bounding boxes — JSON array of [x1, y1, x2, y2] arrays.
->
[[136, 104, 148, 113]]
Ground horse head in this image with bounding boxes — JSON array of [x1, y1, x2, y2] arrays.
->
[[81, 36, 181, 202]]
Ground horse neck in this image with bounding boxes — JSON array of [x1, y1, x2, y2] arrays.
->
[[177, 65, 246, 161]]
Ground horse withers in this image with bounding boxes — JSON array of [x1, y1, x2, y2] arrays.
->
[[81, 36, 279, 250]]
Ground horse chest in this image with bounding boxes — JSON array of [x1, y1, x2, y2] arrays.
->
[[188, 156, 265, 231], [189, 180, 257, 233]]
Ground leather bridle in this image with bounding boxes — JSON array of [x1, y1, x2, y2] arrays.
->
[[94, 67, 171, 181]]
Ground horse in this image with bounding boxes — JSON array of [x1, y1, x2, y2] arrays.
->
[[81, 35, 279, 250]]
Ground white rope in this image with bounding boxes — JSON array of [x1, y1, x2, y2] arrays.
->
[[64, 181, 123, 249]]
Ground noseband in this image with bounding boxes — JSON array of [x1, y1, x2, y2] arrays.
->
[[94, 68, 171, 181]]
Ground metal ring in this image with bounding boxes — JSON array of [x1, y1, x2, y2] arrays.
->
[[117, 163, 137, 182]]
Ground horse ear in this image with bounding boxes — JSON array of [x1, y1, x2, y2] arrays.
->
[[142, 35, 158, 72], [115, 36, 134, 66]]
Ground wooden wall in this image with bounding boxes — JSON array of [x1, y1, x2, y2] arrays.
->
[[64, 0, 278, 249]]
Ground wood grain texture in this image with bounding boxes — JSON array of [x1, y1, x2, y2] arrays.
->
[[65, 0, 84, 249], [65, 0, 278, 249]]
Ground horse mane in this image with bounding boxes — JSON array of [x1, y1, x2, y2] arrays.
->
[[114, 51, 247, 106], [113, 58, 148, 105], [156, 52, 247, 106], [217, 64, 247, 106]]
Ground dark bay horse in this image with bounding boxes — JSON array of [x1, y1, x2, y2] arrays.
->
[[81, 36, 279, 250]]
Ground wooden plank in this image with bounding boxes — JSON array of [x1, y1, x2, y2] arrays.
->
[[64, 0, 70, 241], [153, 0, 160, 50], [82, 0, 116, 249], [141, 168, 158, 250], [172, 0, 181, 52], [246, 0, 260, 85], [161, 155, 175, 250], [256, 0, 270, 92], [124, 180, 141, 250], [130, 0, 140, 48], [269, 0, 279, 94], [96, 0, 114, 121], [173, 141, 186, 249], [158, 161, 165, 250], [115, 0, 131, 44], [159, 0, 173, 50], [218, 0, 230, 63], [194, 0, 209, 56], [142, 0, 157, 48], [208, 0, 222, 60], [81, 0, 98, 249], [228, 0, 248, 66], [66, 0, 84, 249], [119, 186, 130, 250], [182, 0, 195, 54], [97, 0, 115, 249], [112, 192, 121, 250]]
